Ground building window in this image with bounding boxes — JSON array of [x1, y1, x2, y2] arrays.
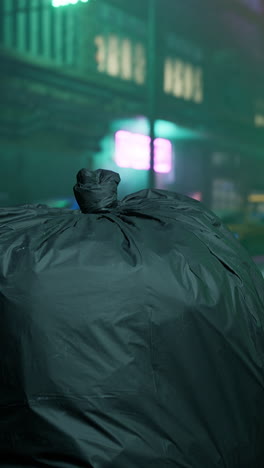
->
[[212, 179, 241, 212], [1, 0, 76, 65], [254, 114, 264, 127], [95, 35, 146, 85], [164, 58, 203, 103]]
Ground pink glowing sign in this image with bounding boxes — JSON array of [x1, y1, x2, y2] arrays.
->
[[114, 130, 172, 173]]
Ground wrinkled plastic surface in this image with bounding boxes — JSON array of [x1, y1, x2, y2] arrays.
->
[[0, 187, 264, 467]]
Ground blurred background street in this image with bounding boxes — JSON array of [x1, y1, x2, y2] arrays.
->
[[1, 0, 264, 274]]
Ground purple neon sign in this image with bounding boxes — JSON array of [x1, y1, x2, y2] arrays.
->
[[114, 130, 172, 173]]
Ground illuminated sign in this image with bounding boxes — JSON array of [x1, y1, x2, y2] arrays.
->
[[114, 131, 172, 173], [52, 0, 89, 6], [95, 35, 146, 85], [164, 58, 203, 104]]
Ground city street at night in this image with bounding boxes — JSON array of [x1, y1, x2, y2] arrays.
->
[[1, 0, 264, 467]]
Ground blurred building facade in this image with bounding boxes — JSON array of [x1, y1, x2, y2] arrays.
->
[[0, 0, 264, 220]]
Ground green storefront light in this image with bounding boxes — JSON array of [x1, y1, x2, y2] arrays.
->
[[52, 0, 89, 7]]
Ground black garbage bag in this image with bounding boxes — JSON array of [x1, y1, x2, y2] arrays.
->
[[0, 168, 264, 468]]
